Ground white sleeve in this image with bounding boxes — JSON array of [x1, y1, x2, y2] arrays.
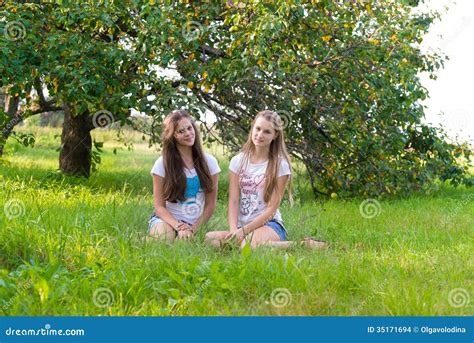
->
[[278, 158, 291, 177], [206, 153, 221, 175], [229, 153, 242, 173], [150, 156, 165, 177]]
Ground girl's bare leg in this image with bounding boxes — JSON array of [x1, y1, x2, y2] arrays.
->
[[241, 226, 280, 248], [148, 222, 176, 242], [263, 239, 328, 249], [242, 227, 328, 250], [205, 228, 328, 250], [204, 231, 230, 248]]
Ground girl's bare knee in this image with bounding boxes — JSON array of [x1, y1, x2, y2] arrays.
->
[[204, 232, 217, 243], [241, 237, 259, 249], [149, 224, 175, 242], [205, 232, 222, 248]]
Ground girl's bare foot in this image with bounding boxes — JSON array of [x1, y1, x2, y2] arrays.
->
[[301, 237, 329, 249]]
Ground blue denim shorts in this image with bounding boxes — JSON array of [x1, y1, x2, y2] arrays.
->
[[265, 219, 288, 241]]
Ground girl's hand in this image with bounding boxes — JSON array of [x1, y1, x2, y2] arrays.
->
[[224, 228, 245, 244], [177, 229, 194, 240], [175, 222, 192, 231]]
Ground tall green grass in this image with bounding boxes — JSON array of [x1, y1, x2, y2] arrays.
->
[[0, 128, 472, 315]]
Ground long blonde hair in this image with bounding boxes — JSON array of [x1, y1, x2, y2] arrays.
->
[[239, 110, 293, 205]]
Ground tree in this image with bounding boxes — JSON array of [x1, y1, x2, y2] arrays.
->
[[1, 0, 471, 196], [157, 0, 473, 196], [1, 1, 151, 175]]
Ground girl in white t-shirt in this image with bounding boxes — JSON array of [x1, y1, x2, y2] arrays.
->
[[205, 110, 327, 249], [148, 110, 220, 242]]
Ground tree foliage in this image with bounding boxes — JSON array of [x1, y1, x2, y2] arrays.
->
[[1, 0, 471, 196]]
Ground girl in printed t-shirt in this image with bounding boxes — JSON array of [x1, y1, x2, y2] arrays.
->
[[148, 110, 220, 242], [205, 110, 327, 249]]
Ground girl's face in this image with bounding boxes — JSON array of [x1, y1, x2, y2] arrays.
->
[[252, 116, 277, 148], [174, 118, 195, 147]]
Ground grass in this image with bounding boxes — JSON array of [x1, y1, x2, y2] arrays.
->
[[0, 127, 473, 315]]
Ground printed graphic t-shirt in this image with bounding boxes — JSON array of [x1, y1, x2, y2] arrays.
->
[[151, 153, 220, 224], [229, 152, 291, 227]]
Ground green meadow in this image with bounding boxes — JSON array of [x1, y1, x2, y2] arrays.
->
[[1, 127, 472, 315]]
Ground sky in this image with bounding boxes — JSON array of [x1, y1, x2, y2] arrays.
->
[[419, 0, 473, 145]]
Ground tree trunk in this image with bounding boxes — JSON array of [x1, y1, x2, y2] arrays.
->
[[0, 87, 6, 110], [0, 87, 6, 157], [59, 103, 92, 177], [0, 92, 21, 157]]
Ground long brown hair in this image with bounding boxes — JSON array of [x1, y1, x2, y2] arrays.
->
[[161, 110, 213, 202], [239, 110, 293, 204]]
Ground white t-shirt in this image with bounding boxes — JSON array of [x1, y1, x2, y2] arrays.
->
[[151, 153, 220, 224], [229, 152, 291, 227]]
